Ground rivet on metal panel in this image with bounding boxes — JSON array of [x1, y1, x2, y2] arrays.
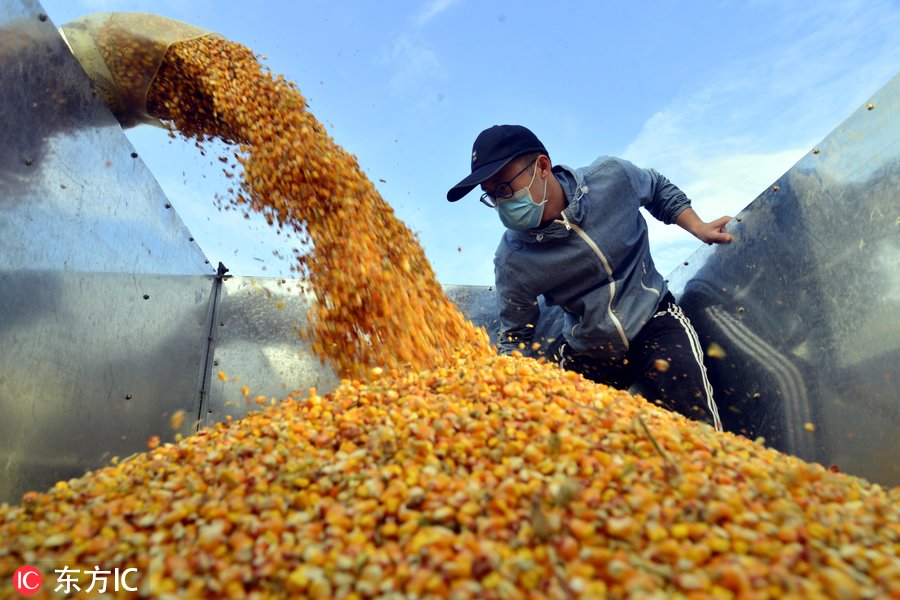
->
[[753, 392, 761, 399], [38, 13, 47, 21], [213, 361, 219, 366], [737, 307, 746, 313], [812, 148, 820, 155], [142, 294, 150, 300], [772, 185, 780, 192], [164, 203, 172, 209], [24, 159, 34, 166], [736, 217, 742, 222], [131, 152, 138, 158], [867, 103, 875, 111], [189, 237, 195, 242], [683, 261, 689, 266], [219, 321, 225, 326], [125, 394, 133, 400]]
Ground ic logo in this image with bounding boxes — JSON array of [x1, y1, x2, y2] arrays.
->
[[13, 566, 42, 595]]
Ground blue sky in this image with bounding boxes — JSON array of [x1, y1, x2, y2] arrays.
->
[[40, 0, 900, 285]]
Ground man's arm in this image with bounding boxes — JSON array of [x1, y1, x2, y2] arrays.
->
[[624, 162, 691, 224], [675, 207, 733, 244], [496, 295, 541, 355], [623, 161, 734, 241], [494, 268, 541, 355]]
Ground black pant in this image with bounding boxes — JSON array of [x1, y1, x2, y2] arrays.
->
[[556, 293, 722, 430]]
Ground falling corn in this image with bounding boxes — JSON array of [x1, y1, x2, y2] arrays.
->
[[142, 33, 491, 379], [706, 342, 727, 360], [169, 409, 186, 430]]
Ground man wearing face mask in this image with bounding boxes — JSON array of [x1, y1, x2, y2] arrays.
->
[[447, 124, 732, 430]]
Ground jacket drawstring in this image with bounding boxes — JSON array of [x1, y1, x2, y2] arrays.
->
[[554, 185, 587, 231]]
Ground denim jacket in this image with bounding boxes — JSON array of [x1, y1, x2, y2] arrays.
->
[[494, 156, 690, 361]]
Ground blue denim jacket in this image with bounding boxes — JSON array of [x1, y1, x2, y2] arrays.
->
[[493, 156, 690, 360]]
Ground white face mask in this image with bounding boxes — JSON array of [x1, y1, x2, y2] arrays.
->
[[496, 162, 548, 231]]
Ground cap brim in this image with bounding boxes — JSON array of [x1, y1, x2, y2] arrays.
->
[[446, 156, 514, 202]]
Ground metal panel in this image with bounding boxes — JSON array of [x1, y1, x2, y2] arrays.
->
[[443, 284, 566, 357], [200, 282, 506, 427], [201, 281, 563, 427], [443, 284, 501, 342], [203, 277, 340, 426], [0, 0, 216, 504], [0, 0, 212, 275], [0, 271, 212, 503], [667, 74, 900, 486]]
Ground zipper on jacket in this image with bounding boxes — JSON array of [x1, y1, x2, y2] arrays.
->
[[553, 185, 588, 232], [641, 262, 661, 297], [564, 221, 629, 350]]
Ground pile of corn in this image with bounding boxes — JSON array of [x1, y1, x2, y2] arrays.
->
[[1, 354, 899, 598], [142, 34, 491, 379], [3, 24, 899, 600]]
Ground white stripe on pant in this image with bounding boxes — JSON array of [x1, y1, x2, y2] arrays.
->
[[663, 303, 723, 431]]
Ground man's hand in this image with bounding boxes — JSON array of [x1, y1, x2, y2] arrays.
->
[[694, 215, 733, 244], [676, 208, 733, 244]]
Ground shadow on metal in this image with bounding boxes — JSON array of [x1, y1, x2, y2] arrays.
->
[[668, 74, 900, 486]]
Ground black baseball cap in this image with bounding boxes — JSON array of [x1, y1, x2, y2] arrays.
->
[[446, 124, 547, 202]]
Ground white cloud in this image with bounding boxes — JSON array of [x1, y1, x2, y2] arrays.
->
[[412, 0, 458, 29], [384, 34, 445, 90], [624, 2, 899, 165], [644, 148, 804, 276], [378, 33, 449, 112], [376, 0, 458, 107], [622, 1, 900, 276]]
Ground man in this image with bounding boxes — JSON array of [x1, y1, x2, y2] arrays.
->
[[447, 124, 732, 430]]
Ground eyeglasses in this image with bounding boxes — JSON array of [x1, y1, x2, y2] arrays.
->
[[479, 159, 537, 208]]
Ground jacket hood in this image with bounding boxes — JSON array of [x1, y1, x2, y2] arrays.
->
[[504, 164, 588, 243]]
